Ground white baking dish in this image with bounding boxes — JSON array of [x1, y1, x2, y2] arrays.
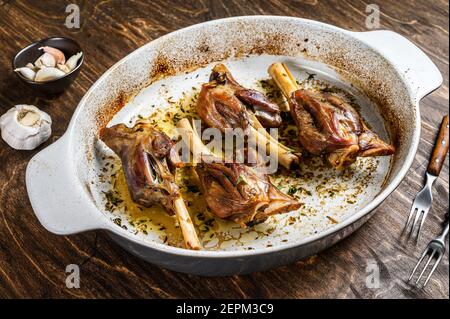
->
[[26, 16, 442, 275]]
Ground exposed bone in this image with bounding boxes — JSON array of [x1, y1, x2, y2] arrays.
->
[[247, 108, 299, 169], [269, 63, 360, 168], [177, 118, 217, 162], [269, 62, 394, 169], [179, 116, 298, 169], [210, 63, 282, 127], [197, 64, 300, 169], [249, 126, 299, 169], [100, 122, 201, 250], [248, 112, 296, 154], [177, 118, 301, 227], [268, 63, 299, 103], [173, 197, 201, 250]]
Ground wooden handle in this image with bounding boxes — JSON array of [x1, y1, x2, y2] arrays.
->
[[427, 114, 449, 176]]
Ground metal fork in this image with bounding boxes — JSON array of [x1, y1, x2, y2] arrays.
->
[[404, 115, 449, 240], [408, 219, 449, 287]]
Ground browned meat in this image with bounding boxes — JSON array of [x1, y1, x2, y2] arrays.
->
[[269, 62, 395, 169], [198, 64, 281, 130], [358, 122, 396, 157], [196, 161, 301, 227], [100, 122, 180, 213], [176, 118, 300, 227], [197, 83, 250, 132], [289, 89, 394, 168], [196, 64, 299, 170], [290, 90, 361, 154]]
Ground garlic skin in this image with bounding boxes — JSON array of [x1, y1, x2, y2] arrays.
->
[[14, 67, 36, 81], [35, 67, 66, 82], [39, 46, 66, 64], [0, 105, 52, 150], [65, 52, 83, 71], [34, 52, 56, 68]]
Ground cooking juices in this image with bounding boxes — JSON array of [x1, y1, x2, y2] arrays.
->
[[101, 69, 387, 250]]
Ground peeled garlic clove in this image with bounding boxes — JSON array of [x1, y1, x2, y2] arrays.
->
[[65, 52, 83, 71], [26, 63, 37, 71], [34, 52, 56, 68], [56, 63, 71, 73], [0, 105, 51, 150], [39, 46, 66, 64], [35, 67, 66, 82], [14, 67, 36, 81]]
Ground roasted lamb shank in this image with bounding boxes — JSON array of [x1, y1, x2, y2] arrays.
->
[[178, 118, 301, 227], [269, 63, 395, 169], [197, 63, 299, 169], [201, 63, 282, 128], [196, 161, 301, 226], [100, 121, 201, 250]]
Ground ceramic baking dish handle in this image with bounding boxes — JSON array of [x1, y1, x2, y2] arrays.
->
[[26, 134, 106, 235], [354, 30, 443, 101]]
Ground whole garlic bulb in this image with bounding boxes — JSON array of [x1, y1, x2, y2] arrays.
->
[[0, 105, 52, 150]]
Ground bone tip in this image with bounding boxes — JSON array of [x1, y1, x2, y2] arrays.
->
[[212, 63, 228, 72]]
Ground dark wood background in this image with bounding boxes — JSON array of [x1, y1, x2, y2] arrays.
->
[[0, 0, 448, 299]]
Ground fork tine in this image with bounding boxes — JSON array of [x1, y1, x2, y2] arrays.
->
[[423, 253, 444, 287], [416, 207, 431, 239], [408, 247, 429, 281], [408, 209, 424, 239], [415, 249, 436, 285], [403, 206, 417, 235]]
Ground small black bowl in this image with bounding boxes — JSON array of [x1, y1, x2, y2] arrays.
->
[[12, 37, 84, 95]]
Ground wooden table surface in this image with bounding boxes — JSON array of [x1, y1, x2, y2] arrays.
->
[[0, 0, 448, 299]]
